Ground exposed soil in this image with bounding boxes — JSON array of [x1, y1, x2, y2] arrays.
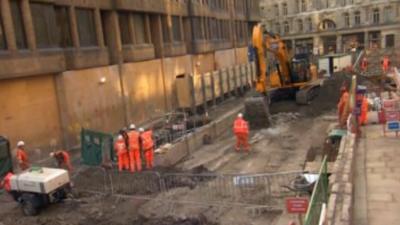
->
[[0, 75, 341, 225]]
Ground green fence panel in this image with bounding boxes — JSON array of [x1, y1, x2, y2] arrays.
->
[[0, 137, 12, 177], [81, 129, 115, 166], [304, 156, 329, 225]]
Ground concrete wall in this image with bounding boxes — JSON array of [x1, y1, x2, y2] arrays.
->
[[122, 60, 166, 124], [162, 56, 193, 110], [235, 47, 249, 65], [0, 75, 62, 155], [192, 53, 215, 75], [56, 66, 125, 148], [214, 49, 236, 69]]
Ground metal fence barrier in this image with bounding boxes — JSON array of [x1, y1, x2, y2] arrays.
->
[[74, 168, 305, 210], [161, 171, 303, 207], [304, 156, 329, 225]]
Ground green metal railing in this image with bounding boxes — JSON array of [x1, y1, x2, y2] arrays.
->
[[304, 156, 329, 225]]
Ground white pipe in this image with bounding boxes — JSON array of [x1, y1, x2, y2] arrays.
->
[[318, 203, 327, 225]]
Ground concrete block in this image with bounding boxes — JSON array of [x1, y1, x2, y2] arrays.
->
[[331, 183, 340, 193], [327, 193, 338, 220], [343, 182, 353, 195], [341, 195, 352, 222]]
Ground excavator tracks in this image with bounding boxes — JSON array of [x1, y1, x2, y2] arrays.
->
[[295, 80, 323, 105]]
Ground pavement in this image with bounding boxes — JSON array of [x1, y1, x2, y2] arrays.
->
[[353, 124, 400, 225]]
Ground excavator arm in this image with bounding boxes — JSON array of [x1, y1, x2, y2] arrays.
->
[[252, 24, 293, 92]]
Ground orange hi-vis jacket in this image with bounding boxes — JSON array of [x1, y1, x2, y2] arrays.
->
[[141, 131, 154, 150], [16, 148, 28, 164], [114, 139, 127, 155], [128, 130, 140, 150], [1, 172, 13, 192], [233, 118, 249, 135]]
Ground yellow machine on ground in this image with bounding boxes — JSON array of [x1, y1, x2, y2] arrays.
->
[[245, 24, 321, 127]]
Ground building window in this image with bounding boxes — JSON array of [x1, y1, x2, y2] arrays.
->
[[274, 4, 279, 16], [386, 34, 394, 48], [10, 0, 27, 49], [76, 8, 98, 47], [383, 7, 392, 23], [301, 0, 306, 12], [31, 3, 58, 48], [133, 14, 148, 44], [354, 11, 361, 26], [55, 6, 72, 48], [119, 12, 132, 45], [373, 9, 379, 24], [297, 19, 303, 32], [306, 18, 312, 31], [344, 13, 350, 27], [162, 16, 171, 43], [172, 16, 182, 42], [282, 3, 288, 16], [193, 17, 204, 41], [284, 21, 289, 34], [0, 15, 6, 50], [320, 19, 336, 30], [275, 22, 280, 34]]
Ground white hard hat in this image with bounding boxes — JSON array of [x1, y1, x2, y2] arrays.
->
[[238, 113, 243, 118], [17, 141, 25, 147], [117, 135, 124, 140], [129, 124, 136, 130], [138, 128, 145, 132], [49, 152, 55, 157]]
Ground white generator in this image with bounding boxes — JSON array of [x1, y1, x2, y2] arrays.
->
[[9, 167, 71, 216]]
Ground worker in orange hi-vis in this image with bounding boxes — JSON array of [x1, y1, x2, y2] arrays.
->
[[114, 135, 129, 172], [359, 96, 369, 126], [127, 124, 141, 172], [382, 55, 391, 73], [16, 141, 29, 171], [233, 113, 250, 152], [337, 86, 350, 127], [50, 150, 73, 172], [360, 56, 368, 72], [139, 128, 154, 170]]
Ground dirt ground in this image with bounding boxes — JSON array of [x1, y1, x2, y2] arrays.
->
[[0, 75, 344, 225]]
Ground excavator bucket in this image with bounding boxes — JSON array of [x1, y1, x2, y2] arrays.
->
[[244, 95, 271, 129]]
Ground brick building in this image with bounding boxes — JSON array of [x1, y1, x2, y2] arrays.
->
[[260, 0, 400, 55], [0, 0, 260, 155]]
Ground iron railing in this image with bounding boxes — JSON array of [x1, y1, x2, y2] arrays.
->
[[304, 156, 329, 225]]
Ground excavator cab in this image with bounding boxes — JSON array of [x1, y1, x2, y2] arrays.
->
[[291, 55, 311, 83]]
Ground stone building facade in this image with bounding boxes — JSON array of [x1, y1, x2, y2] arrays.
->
[[0, 0, 260, 156], [260, 0, 400, 55]]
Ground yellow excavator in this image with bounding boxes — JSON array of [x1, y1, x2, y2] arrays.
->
[[245, 24, 322, 127]]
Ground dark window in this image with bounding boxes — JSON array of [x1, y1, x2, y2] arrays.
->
[[55, 6, 72, 47], [31, 3, 57, 48], [0, 15, 6, 50], [274, 4, 279, 16], [301, 0, 306, 12], [10, 0, 27, 49], [354, 11, 361, 25], [192, 17, 204, 41], [386, 34, 394, 48], [275, 22, 280, 34], [119, 12, 132, 45], [306, 18, 312, 31], [133, 14, 147, 44], [344, 13, 350, 27], [172, 16, 182, 42], [284, 21, 289, 33], [282, 3, 288, 16], [162, 16, 171, 43], [76, 8, 97, 47], [373, 9, 380, 24], [297, 19, 303, 32]]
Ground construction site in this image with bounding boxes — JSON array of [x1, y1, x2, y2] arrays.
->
[[1, 1, 400, 225]]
